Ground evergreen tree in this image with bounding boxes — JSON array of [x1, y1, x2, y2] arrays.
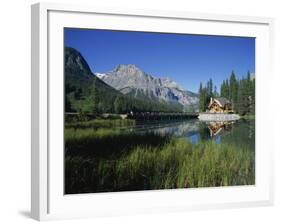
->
[[229, 71, 238, 111], [247, 71, 251, 81], [198, 82, 204, 112], [214, 85, 219, 97], [250, 74, 255, 114], [220, 80, 226, 98], [246, 71, 255, 115], [114, 96, 122, 114], [65, 96, 73, 112], [74, 88, 82, 100], [91, 78, 99, 115], [221, 79, 230, 99], [199, 80, 213, 112], [199, 82, 203, 95], [237, 79, 248, 115], [219, 70, 255, 116], [199, 82, 206, 112], [207, 78, 213, 96]]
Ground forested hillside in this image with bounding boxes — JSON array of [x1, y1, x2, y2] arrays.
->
[[198, 71, 255, 115], [65, 47, 183, 114]]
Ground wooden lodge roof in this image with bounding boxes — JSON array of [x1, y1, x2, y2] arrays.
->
[[215, 97, 231, 107], [208, 97, 231, 108]]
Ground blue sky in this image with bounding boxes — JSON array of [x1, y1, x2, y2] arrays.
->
[[64, 28, 255, 93]]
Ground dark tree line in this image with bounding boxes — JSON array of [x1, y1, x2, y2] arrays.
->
[[87, 79, 183, 115], [199, 71, 255, 115], [198, 79, 218, 112], [66, 79, 183, 115], [221, 71, 255, 115]]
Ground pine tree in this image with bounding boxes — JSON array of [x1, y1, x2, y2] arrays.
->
[[220, 80, 225, 98], [214, 85, 219, 97], [91, 78, 99, 115], [199, 82, 203, 95], [246, 71, 255, 115], [251, 78, 255, 114], [114, 96, 120, 114], [229, 71, 238, 111], [114, 96, 128, 114], [65, 96, 72, 112], [237, 79, 248, 115], [208, 78, 213, 96], [198, 82, 204, 112], [225, 79, 230, 99], [218, 70, 255, 115], [199, 80, 213, 112]]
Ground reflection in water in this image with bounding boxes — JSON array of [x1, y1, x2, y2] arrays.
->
[[208, 121, 233, 137], [65, 118, 255, 193], [132, 119, 254, 147]]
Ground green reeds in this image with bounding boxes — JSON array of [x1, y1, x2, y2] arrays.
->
[[65, 136, 254, 194]]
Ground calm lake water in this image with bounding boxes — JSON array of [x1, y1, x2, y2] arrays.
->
[[65, 118, 255, 194], [126, 118, 255, 149]]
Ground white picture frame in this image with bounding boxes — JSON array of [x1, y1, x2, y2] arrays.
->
[[31, 2, 274, 221]]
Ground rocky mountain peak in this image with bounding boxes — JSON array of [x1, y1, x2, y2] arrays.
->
[[160, 77, 184, 91], [113, 64, 144, 76], [65, 47, 92, 73], [97, 64, 199, 112]]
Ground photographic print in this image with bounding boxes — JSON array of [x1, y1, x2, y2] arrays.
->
[[64, 28, 255, 194]]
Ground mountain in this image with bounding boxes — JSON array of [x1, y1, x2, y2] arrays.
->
[[65, 47, 184, 114], [65, 47, 122, 113], [96, 64, 199, 112]]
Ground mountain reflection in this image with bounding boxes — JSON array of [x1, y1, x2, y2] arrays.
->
[[133, 119, 235, 144]]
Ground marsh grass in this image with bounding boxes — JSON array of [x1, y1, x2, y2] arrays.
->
[[65, 136, 255, 194], [65, 128, 171, 158]]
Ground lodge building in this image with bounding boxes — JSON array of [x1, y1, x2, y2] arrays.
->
[[208, 97, 233, 113]]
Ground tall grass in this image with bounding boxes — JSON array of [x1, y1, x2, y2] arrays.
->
[[65, 128, 171, 158], [65, 137, 255, 194]]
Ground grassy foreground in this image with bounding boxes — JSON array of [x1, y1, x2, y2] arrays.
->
[[65, 128, 171, 158], [65, 134, 255, 194]]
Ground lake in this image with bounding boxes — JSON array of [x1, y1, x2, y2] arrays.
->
[[65, 118, 255, 194], [117, 118, 255, 149]]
